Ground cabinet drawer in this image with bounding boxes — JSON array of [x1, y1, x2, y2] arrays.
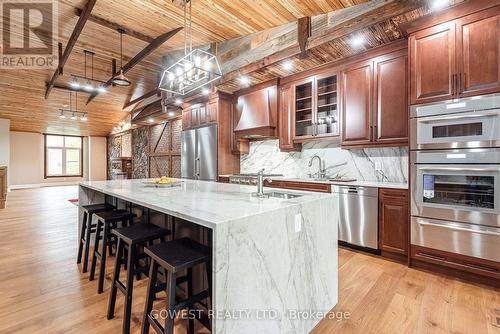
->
[[267, 180, 331, 193], [411, 245, 500, 279], [411, 216, 500, 262], [379, 188, 408, 201]]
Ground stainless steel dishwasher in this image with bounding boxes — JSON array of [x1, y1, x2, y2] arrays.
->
[[332, 185, 379, 250]]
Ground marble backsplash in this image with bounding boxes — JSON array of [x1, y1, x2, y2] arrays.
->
[[240, 140, 408, 183]]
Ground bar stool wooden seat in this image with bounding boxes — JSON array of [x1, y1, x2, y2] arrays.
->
[[90, 210, 136, 294], [107, 223, 171, 334], [77, 203, 115, 273], [142, 238, 212, 334]]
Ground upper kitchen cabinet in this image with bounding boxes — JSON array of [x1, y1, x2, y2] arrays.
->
[[293, 73, 339, 141], [341, 49, 408, 148], [373, 50, 408, 144], [341, 61, 373, 146], [409, 5, 500, 104], [457, 7, 500, 97], [409, 22, 456, 104]]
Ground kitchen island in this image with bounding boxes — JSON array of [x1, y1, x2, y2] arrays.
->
[[79, 179, 338, 334]]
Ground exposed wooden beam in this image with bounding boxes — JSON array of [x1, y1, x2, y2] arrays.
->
[[45, 0, 96, 99], [74, 8, 154, 43], [297, 16, 311, 54], [217, 0, 425, 84], [123, 89, 160, 109], [86, 27, 183, 105]]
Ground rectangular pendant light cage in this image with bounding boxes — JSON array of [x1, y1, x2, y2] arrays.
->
[[158, 48, 222, 96]]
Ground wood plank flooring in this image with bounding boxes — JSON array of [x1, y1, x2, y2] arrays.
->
[[0, 186, 498, 334]]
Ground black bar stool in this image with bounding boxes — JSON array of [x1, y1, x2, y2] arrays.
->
[[107, 223, 171, 334], [90, 210, 136, 294], [142, 238, 212, 334], [77, 203, 115, 273]]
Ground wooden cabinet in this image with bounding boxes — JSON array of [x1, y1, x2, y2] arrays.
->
[[182, 102, 216, 130], [341, 51, 408, 147], [341, 61, 373, 146], [278, 85, 300, 151], [293, 73, 339, 141], [409, 22, 456, 104], [409, 6, 500, 104], [373, 51, 409, 143], [379, 188, 408, 262], [0, 167, 6, 209], [457, 8, 500, 97]]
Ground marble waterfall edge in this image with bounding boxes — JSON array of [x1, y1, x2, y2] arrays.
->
[[213, 195, 338, 334], [241, 139, 408, 183]]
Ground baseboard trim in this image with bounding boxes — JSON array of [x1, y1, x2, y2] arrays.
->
[[9, 181, 82, 190]]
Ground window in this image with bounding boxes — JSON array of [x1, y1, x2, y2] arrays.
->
[[45, 135, 83, 177]]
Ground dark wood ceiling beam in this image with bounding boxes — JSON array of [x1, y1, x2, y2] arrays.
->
[[297, 16, 311, 54], [45, 0, 96, 99], [86, 27, 183, 105], [74, 8, 154, 43], [123, 88, 160, 109]]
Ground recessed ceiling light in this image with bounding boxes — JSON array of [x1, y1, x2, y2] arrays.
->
[[238, 76, 250, 86], [282, 60, 294, 71], [350, 35, 365, 48], [201, 87, 210, 95], [430, 0, 450, 11], [175, 98, 183, 106], [168, 111, 175, 117], [148, 118, 155, 123]]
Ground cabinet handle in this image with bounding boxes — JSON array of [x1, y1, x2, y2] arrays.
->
[[464, 262, 498, 273], [452, 74, 456, 96], [417, 252, 446, 261]]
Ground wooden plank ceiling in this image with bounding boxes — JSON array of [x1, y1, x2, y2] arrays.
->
[[0, 0, 454, 136]]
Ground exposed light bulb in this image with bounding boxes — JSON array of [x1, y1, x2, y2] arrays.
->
[[70, 113, 77, 120], [168, 72, 175, 81], [83, 82, 94, 92], [184, 61, 193, 71], [201, 87, 210, 96], [69, 80, 80, 89], [203, 60, 212, 71], [176, 67, 183, 76], [194, 56, 202, 67], [59, 113, 66, 119], [80, 114, 88, 121]]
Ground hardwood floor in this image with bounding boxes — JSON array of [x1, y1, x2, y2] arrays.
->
[[0, 186, 498, 334]]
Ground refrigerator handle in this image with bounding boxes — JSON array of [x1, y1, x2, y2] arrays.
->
[[195, 157, 200, 177]]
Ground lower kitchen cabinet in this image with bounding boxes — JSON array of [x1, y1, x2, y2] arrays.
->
[[379, 188, 408, 262], [266, 180, 331, 193]]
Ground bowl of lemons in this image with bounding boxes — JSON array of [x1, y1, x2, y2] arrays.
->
[[143, 176, 181, 188]]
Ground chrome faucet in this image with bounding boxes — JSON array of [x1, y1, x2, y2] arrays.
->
[[308, 154, 326, 179], [256, 168, 272, 197]]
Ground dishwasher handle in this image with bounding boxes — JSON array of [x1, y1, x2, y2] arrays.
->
[[332, 185, 378, 197]]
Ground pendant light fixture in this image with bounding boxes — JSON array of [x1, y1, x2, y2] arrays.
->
[[58, 91, 88, 122], [158, 0, 221, 96], [69, 50, 107, 94], [112, 28, 131, 87]]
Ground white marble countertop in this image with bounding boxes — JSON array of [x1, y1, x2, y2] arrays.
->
[[220, 175, 408, 190], [80, 179, 332, 228]]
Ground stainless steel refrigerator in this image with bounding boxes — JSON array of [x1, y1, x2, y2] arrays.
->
[[181, 124, 218, 181]]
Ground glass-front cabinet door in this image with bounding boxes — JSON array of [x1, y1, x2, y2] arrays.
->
[[294, 79, 314, 139], [315, 74, 339, 137], [293, 73, 339, 141]]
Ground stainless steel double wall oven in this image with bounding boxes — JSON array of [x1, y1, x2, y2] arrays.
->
[[410, 94, 500, 263]]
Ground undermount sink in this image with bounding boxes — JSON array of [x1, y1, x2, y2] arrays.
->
[[262, 191, 303, 199]]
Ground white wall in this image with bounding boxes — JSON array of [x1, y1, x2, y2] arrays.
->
[[88, 136, 107, 181], [0, 119, 10, 184], [9, 131, 107, 189]]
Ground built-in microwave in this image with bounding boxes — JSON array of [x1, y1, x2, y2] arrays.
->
[[410, 149, 500, 228], [410, 94, 500, 150]]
